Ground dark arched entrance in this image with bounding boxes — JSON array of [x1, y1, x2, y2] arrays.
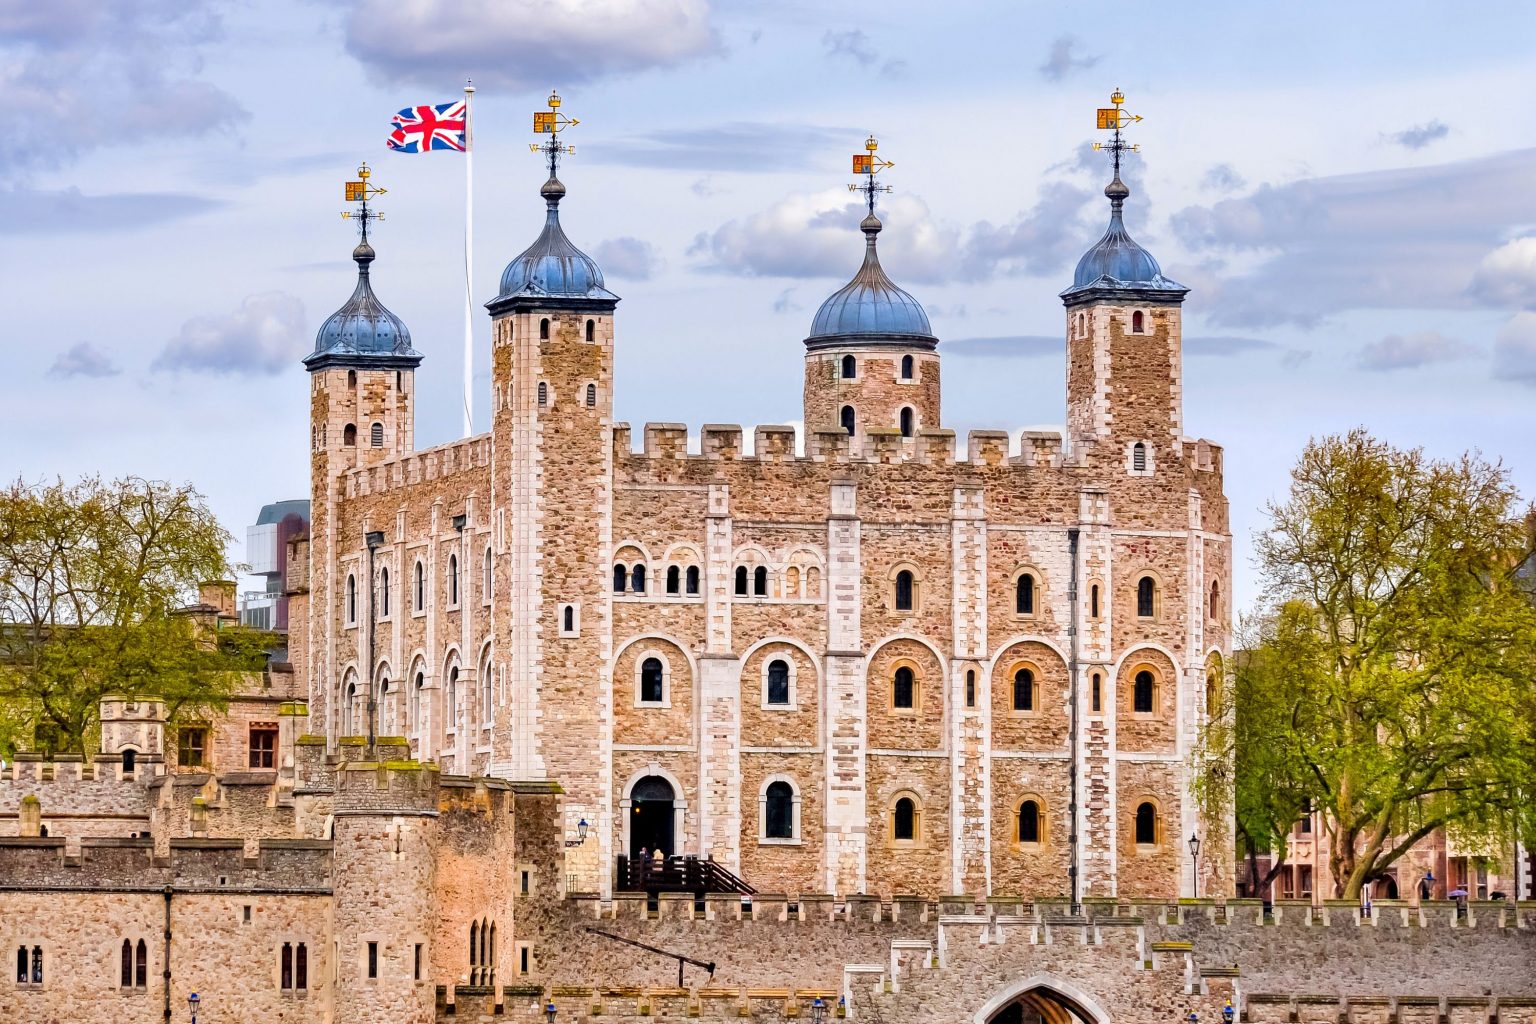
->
[[628, 775, 675, 858], [982, 983, 1102, 1024]]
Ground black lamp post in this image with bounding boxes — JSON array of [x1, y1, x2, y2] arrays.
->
[[812, 997, 826, 1024], [188, 992, 201, 1024], [1223, 1000, 1235, 1024], [545, 1001, 558, 1024], [1188, 833, 1202, 899], [364, 530, 385, 750]]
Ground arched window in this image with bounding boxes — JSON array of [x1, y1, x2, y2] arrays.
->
[[121, 748, 136, 773], [894, 569, 914, 611], [448, 554, 459, 605], [1132, 441, 1148, 473], [585, 383, 596, 407], [1018, 800, 1043, 844], [343, 679, 357, 736], [893, 666, 915, 709], [1131, 310, 1145, 333], [412, 671, 424, 732], [481, 651, 493, 723], [1012, 668, 1035, 712], [537, 381, 548, 406], [586, 318, 595, 341], [753, 565, 768, 596], [1206, 668, 1220, 717], [900, 354, 914, 380], [1209, 580, 1221, 620], [1090, 583, 1101, 618], [640, 657, 665, 704], [631, 564, 647, 594], [539, 317, 550, 339], [765, 780, 794, 839], [686, 565, 700, 595], [666, 565, 680, 595], [343, 423, 357, 447], [614, 564, 628, 593], [16, 946, 27, 984], [734, 566, 748, 596], [135, 939, 147, 988], [469, 920, 478, 980], [378, 676, 392, 734], [483, 547, 492, 599], [1134, 801, 1158, 845], [446, 666, 459, 732], [121, 939, 133, 987], [346, 574, 357, 623], [295, 943, 307, 989], [899, 407, 914, 438], [806, 566, 820, 598], [840, 405, 855, 436], [965, 669, 976, 708], [1136, 575, 1156, 617], [29, 947, 42, 984], [893, 796, 918, 841], [1133, 669, 1156, 714], [379, 567, 390, 616], [841, 354, 856, 379], [1091, 672, 1103, 713], [370, 421, 384, 447], [347, 370, 357, 388], [414, 561, 426, 611], [563, 605, 575, 632], [1015, 573, 1035, 615], [766, 659, 790, 706]]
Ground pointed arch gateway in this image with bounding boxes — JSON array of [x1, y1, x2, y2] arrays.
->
[[973, 975, 1111, 1024]]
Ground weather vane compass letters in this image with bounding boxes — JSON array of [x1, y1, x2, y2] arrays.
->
[[530, 90, 581, 177], [1092, 88, 1143, 179], [849, 134, 894, 215], [342, 161, 388, 240]]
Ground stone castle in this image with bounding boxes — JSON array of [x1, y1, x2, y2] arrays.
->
[[3, 105, 1532, 1024]]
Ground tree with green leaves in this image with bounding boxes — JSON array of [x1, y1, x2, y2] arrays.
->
[[0, 476, 270, 757], [1196, 430, 1536, 900]]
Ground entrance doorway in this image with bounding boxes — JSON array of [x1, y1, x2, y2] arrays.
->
[[981, 983, 1103, 1024], [628, 775, 675, 858]]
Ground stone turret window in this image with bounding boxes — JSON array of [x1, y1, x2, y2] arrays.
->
[[348, 370, 357, 387], [1133, 669, 1157, 715], [367, 941, 379, 979], [379, 566, 391, 617], [560, 604, 578, 637], [686, 565, 700, 595], [586, 318, 595, 342], [343, 423, 357, 447], [539, 317, 550, 339], [666, 565, 680, 594], [965, 669, 976, 708], [840, 405, 855, 436], [899, 407, 914, 438], [483, 547, 493, 604], [841, 354, 856, 379], [1132, 441, 1148, 473], [1090, 583, 1101, 618], [753, 566, 768, 596], [892, 666, 916, 710], [413, 561, 426, 612], [346, 574, 357, 624], [765, 659, 791, 706], [585, 383, 596, 407], [900, 354, 914, 380], [891, 794, 921, 843], [1134, 801, 1159, 845], [734, 566, 748, 596], [1016, 798, 1045, 845], [121, 749, 137, 775], [1136, 575, 1158, 618], [1091, 672, 1103, 713], [537, 381, 548, 406], [370, 421, 384, 447], [447, 554, 460, 607], [1132, 310, 1145, 333], [1011, 667, 1036, 712], [631, 564, 647, 594]]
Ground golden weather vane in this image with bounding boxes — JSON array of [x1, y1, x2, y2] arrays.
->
[[848, 134, 894, 215], [530, 90, 581, 178], [1092, 89, 1143, 181], [341, 161, 387, 240]]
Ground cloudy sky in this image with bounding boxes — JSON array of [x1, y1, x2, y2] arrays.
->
[[3, 0, 1535, 610]]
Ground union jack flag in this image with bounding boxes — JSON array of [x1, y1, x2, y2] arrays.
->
[[387, 101, 467, 153]]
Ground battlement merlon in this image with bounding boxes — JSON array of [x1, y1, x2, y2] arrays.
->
[[341, 431, 492, 500]]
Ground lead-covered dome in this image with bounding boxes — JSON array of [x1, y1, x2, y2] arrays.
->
[[1062, 176, 1187, 300], [304, 239, 421, 370], [806, 214, 935, 348], [494, 177, 617, 305]]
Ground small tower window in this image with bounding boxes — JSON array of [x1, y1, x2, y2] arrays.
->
[[379, 567, 390, 616], [900, 354, 914, 380], [1132, 441, 1148, 473], [585, 383, 596, 407], [894, 569, 914, 611], [1134, 801, 1158, 845], [537, 382, 548, 406], [448, 554, 459, 606], [631, 564, 647, 594], [764, 780, 794, 839], [1012, 668, 1035, 712], [483, 547, 492, 598], [1209, 580, 1221, 620], [586, 318, 595, 342], [840, 354, 856, 379], [1091, 672, 1103, 713], [414, 561, 425, 611], [1018, 800, 1043, 844], [840, 405, 855, 436], [1136, 575, 1156, 618], [1132, 310, 1145, 333], [122, 748, 137, 774], [1134, 669, 1156, 714], [666, 566, 680, 595], [1015, 573, 1035, 615], [753, 565, 768, 596], [766, 659, 790, 706], [685, 565, 700, 595], [539, 317, 550, 339], [562, 605, 576, 634], [893, 796, 918, 841], [370, 421, 384, 447], [347, 370, 357, 387], [346, 574, 357, 623], [640, 657, 665, 703], [899, 407, 914, 438], [892, 666, 915, 709], [343, 423, 357, 447], [735, 566, 748, 596], [965, 669, 976, 708], [1090, 583, 1101, 618], [613, 564, 627, 594]]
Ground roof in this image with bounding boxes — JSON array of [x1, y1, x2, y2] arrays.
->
[[304, 239, 422, 371], [1060, 177, 1188, 304], [805, 213, 936, 350], [255, 500, 310, 527], [491, 177, 618, 310]]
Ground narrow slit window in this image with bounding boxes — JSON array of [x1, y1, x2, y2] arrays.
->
[[414, 562, 425, 611], [894, 569, 914, 611], [900, 354, 913, 380], [370, 421, 384, 447], [448, 554, 459, 605], [899, 407, 914, 438], [753, 565, 768, 596], [585, 318, 595, 341], [1091, 672, 1102, 713], [539, 317, 550, 339], [840, 354, 856, 379], [1090, 583, 1100, 618], [840, 405, 855, 436], [965, 669, 976, 708]]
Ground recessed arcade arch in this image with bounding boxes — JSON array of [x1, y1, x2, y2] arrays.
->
[[973, 976, 1110, 1024]]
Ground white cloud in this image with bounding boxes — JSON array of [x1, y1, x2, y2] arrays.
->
[[1387, 120, 1450, 150], [1493, 312, 1536, 385], [152, 293, 308, 377], [821, 29, 905, 78], [1354, 331, 1475, 371], [1038, 35, 1098, 81], [1468, 236, 1536, 309], [337, 0, 718, 89], [594, 237, 662, 280], [48, 341, 120, 379]]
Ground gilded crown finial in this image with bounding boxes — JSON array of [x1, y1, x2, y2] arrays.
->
[[1091, 88, 1143, 206], [531, 89, 581, 183], [341, 162, 388, 242], [848, 134, 895, 218]]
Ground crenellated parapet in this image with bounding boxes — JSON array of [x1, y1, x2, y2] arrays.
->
[[342, 432, 492, 499]]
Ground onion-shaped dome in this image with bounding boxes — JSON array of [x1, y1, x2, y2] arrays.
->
[[494, 177, 617, 305], [805, 213, 936, 349], [303, 239, 421, 370], [1062, 176, 1187, 300]]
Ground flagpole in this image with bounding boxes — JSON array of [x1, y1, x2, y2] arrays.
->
[[462, 80, 475, 438]]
